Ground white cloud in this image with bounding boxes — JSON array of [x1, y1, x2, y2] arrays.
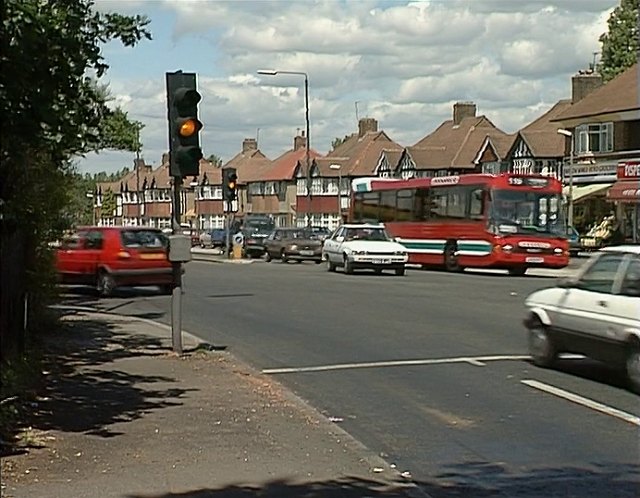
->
[[77, 0, 617, 174]]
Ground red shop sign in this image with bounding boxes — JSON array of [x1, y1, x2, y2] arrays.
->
[[617, 161, 640, 179]]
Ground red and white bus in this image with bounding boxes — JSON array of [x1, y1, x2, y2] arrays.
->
[[350, 174, 569, 275]]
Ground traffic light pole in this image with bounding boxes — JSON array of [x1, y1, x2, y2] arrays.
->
[[171, 176, 184, 355]]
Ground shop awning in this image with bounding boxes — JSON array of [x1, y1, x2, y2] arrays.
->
[[607, 180, 640, 202], [563, 183, 612, 202]]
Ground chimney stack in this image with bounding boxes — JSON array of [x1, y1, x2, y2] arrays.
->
[[242, 138, 258, 153], [571, 70, 603, 104], [161, 152, 169, 166], [294, 132, 307, 151], [453, 102, 476, 125], [358, 117, 378, 137]]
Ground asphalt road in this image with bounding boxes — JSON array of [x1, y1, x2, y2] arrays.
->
[[63, 261, 640, 498]]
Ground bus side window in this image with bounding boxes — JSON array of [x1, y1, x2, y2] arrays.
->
[[414, 188, 429, 221], [397, 189, 414, 221], [430, 188, 448, 219], [379, 191, 396, 222], [362, 192, 379, 222], [469, 187, 485, 219], [353, 193, 364, 222]]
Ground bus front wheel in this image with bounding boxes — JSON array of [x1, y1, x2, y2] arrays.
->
[[444, 243, 462, 272]]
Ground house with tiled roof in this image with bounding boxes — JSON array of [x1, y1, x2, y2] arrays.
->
[[243, 133, 321, 227], [552, 63, 640, 239], [477, 99, 572, 178], [295, 118, 403, 228], [396, 102, 509, 179], [220, 138, 271, 218]]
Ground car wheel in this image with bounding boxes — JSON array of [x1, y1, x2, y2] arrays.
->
[[96, 270, 116, 297], [344, 255, 354, 275], [625, 341, 640, 394], [444, 242, 462, 272], [395, 267, 405, 276], [509, 266, 527, 276], [528, 319, 556, 368], [281, 249, 288, 263], [326, 257, 336, 272]]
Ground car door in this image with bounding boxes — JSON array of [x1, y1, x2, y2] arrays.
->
[[606, 255, 640, 342], [554, 252, 627, 339], [323, 227, 344, 263], [56, 232, 86, 281]]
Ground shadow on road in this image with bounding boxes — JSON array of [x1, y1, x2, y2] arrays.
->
[[126, 462, 640, 498]]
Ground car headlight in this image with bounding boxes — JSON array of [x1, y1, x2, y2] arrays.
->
[[394, 251, 406, 256], [289, 244, 298, 250]]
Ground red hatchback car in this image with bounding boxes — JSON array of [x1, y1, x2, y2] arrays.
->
[[56, 227, 173, 296]]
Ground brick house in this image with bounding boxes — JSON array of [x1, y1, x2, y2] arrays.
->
[[244, 133, 321, 227], [295, 118, 403, 228], [552, 63, 640, 237], [393, 102, 510, 179]]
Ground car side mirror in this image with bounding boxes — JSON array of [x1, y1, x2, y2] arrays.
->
[[336, 236, 344, 242]]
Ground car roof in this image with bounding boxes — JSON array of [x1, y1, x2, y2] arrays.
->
[[340, 223, 385, 229], [600, 245, 640, 255]]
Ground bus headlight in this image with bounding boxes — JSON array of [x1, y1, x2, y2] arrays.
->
[[502, 244, 514, 253]]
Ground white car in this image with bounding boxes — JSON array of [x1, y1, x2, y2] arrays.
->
[[322, 223, 409, 276], [523, 245, 640, 393]]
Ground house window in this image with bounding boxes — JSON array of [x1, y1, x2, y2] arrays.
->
[[296, 178, 307, 196], [576, 123, 613, 154], [265, 182, 277, 195], [311, 177, 322, 195]]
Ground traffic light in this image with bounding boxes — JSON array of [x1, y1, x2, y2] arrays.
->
[[223, 168, 238, 203], [166, 71, 203, 177]]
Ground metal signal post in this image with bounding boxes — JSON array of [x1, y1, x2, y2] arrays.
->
[[166, 71, 203, 354]]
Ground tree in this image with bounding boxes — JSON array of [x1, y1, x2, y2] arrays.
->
[[206, 153, 223, 167], [0, 0, 151, 347], [331, 135, 352, 150], [598, 0, 639, 82]]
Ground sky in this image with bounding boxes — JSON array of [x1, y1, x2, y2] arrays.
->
[[79, 0, 618, 174]]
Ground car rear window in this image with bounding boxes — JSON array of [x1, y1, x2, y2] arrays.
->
[[120, 230, 167, 249]]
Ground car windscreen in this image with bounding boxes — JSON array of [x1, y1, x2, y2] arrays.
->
[[345, 228, 390, 241], [121, 230, 167, 249]]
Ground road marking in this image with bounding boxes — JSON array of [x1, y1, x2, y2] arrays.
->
[[262, 354, 532, 374], [521, 379, 640, 427]]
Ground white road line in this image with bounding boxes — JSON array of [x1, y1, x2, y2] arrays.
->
[[521, 379, 640, 427], [262, 354, 532, 374]]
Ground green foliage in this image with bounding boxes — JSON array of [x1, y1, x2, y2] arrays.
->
[[206, 153, 223, 167], [598, 0, 639, 82], [101, 189, 117, 218], [0, 0, 151, 352], [331, 135, 351, 151]]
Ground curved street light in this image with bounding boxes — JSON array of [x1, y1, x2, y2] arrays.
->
[[557, 128, 574, 227], [257, 69, 311, 201]]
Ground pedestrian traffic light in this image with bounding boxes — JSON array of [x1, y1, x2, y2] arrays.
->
[[223, 168, 238, 202], [166, 71, 203, 177]]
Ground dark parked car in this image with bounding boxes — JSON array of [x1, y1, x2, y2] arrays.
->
[[308, 226, 332, 242], [263, 228, 323, 263], [243, 227, 271, 258]]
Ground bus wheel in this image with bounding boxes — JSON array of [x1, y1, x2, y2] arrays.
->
[[508, 266, 527, 276], [444, 243, 462, 272]]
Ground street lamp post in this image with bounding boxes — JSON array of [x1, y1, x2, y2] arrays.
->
[[257, 68, 311, 201], [557, 128, 574, 226], [330, 164, 341, 226]]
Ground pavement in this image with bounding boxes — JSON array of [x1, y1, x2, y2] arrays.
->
[[0, 309, 425, 498]]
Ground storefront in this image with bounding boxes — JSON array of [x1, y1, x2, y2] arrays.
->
[[564, 160, 616, 233], [608, 161, 640, 243]]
